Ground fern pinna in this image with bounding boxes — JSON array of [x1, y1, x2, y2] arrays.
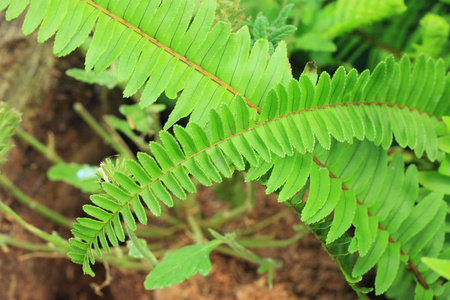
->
[[2, 0, 450, 298]]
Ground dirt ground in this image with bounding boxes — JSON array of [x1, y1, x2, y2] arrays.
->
[[0, 20, 357, 300]]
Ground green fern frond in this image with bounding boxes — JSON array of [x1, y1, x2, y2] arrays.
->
[[64, 50, 449, 294], [301, 140, 448, 296], [66, 59, 448, 300], [67, 53, 448, 276], [3, 1, 449, 296], [318, 0, 407, 39], [2, 0, 291, 128]]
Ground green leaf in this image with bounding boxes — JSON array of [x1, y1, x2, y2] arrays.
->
[[268, 25, 297, 44], [313, 72, 331, 107], [418, 171, 450, 195], [252, 13, 269, 40], [144, 240, 223, 290], [303, 178, 341, 224], [421, 257, 450, 280], [326, 190, 357, 244], [127, 238, 152, 260], [5, 0, 28, 21], [278, 154, 312, 202], [302, 164, 330, 221], [47, 163, 99, 193], [439, 156, 450, 176], [272, 4, 294, 28], [394, 192, 442, 245], [375, 242, 400, 295], [352, 230, 389, 277], [415, 283, 434, 300], [353, 206, 373, 257], [439, 136, 450, 153], [22, 0, 49, 35], [66, 69, 119, 89], [362, 62, 386, 102], [322, 0, 407, 39], [265, 155, 296, 194], [295, 33, 337, 52]]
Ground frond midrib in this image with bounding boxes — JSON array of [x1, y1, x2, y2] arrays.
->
[[79, 101, 438, 266], [82, 0, 260, 111]]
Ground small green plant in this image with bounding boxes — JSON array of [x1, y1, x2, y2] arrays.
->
[[0, 104, 20, 162], [1, 0, 450, 299]]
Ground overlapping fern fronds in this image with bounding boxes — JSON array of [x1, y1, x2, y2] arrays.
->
[[3, 1, 450, 296], [66, 54, 449, 298], [1, 0, 291, 127], [291, 140, 448, 296]]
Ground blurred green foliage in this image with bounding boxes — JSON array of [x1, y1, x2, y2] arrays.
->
[[242, 0, 449, 75]]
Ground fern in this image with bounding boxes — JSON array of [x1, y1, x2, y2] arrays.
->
[[318, 0, 407, 39], [3, 0, 450, 297], [298, 140, 447, 296], [1, 0, 291, 128], [296, 0, 408, 52], [330, 0, 450, 72], [64, 53, 450, 298]]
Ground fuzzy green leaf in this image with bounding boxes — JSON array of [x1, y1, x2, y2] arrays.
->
[[144, 240, 223, 290]]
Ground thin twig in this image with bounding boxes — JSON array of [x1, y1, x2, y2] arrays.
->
[[0, 175, 73, 228], [90, 262, 113, 297], [15, 128, 65, 164], [356, 31, 402, 59], [73, 102, 134, 158]]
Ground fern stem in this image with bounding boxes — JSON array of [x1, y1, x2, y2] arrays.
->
[[187, 215, 205, 244], [237, 208, 292, 235], [106, 116, 150, 153], [0, 232, 153, 271], [0, 200, 68, 249], [101, 255, 153, 271], [356, 31, 402, 59], [135, 224, 184, 238], [0, 175, 73, 228], [73, 102, 134, 159], [102, 115, 137, 158], [125, 224, 158, 267], [216, 240, 282, 268], [236, 231, 307, 248], [15, 127, 65, 164], [0, 233, 54, 252], [0, 204, 153, 271], [246, 181, 257, 210], [199, 203, 248, 228], [196, 179, 256, 230]]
